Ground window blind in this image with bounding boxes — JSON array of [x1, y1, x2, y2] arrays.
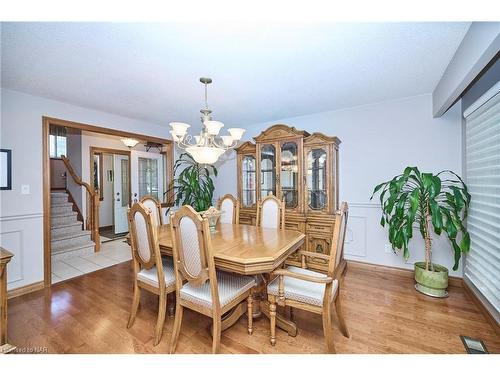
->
[[464, 84, 500, 314]]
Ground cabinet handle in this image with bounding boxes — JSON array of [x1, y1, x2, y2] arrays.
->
[[309, 225, 330, 231]]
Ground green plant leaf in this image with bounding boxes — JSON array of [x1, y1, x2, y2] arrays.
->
[[460, 232, 470, 253]]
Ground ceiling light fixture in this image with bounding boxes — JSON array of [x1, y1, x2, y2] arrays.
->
[[169, 77, 245, 164]]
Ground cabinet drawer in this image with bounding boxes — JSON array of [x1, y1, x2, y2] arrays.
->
[[305, 235, 331, 267], [285, 220, 305, 232], [306, 222, 333, 234]]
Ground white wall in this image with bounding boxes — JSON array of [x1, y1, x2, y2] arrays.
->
[[214, 94, 464, 276], [0, 88, 169, 290]]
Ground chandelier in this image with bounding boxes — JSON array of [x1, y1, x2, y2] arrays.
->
[[169, 77, 245, 164]]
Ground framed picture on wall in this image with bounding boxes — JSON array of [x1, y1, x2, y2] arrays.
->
[[0, 149, 12, 190]]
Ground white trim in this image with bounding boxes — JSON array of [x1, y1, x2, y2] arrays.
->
[[348, 202, 381, 209], [0, 213, 43, 222], [463, 80, 500, 118]]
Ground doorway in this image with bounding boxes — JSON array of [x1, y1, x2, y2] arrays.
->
[[90, 147, 131, 241], [43, 116, 173, 287]]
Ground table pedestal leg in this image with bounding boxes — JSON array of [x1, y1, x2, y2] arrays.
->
[[220, 302, 247, 332]]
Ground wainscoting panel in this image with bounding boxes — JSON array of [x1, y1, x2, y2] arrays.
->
[[344, 215, 367, 258], [0, 213, 44, 290], [343, 203, 464, 277], [0, 230, 23, 283]]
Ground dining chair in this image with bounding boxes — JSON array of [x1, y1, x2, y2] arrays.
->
[[139, 195, 164, 227], [216, 193, 240, 224], [127, 202, 176, 346], [267, 202, 350, 353], [256, 194, 285, 229], [169, 205, 256, 354]]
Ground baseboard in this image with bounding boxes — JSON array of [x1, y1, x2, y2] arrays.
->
[[7, 281, 45, 299], [99, 225, 112, 231], [346, 260, 463, 288], [463, 280, 500, 337]]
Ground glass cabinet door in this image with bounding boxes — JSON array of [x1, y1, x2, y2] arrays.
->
[[307, 148, 327, 210], [260, 144, 276, 197], [280, 142, 298, 208], [241, 155, 256, 207]]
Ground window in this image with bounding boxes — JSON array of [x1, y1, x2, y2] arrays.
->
[[49, 125, 67, 158], [464, 84, 500, 314], [138, 157, 159, 199]]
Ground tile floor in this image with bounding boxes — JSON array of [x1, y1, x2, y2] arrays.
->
[[51, 239, 132, 284]]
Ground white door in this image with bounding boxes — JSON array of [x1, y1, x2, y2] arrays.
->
[[113, 154, 130, 234], [131, 151, 164, 204]]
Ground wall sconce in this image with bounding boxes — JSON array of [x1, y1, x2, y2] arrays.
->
[[121, 138, 139, 148]]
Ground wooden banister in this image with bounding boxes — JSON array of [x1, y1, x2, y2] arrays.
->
[[61, 155, 101, 251]]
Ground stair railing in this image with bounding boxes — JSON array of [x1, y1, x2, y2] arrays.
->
[[61, 155, 101, 251]]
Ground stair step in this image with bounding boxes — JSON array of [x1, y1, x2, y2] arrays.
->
[[52, 229, 91, 242], [51, 222, 84, 236], [51, 205, 74, 215], [51, 242, 95, 261], [51, 197, 69, 205], [51, 214, 80, 227], [52, 234, 93, 252], [51, 201, 73, 208], [51, 211, 77, 219], [51, 191, 68, 196]]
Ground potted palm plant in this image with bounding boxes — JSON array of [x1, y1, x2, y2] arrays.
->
[[166, 153, 220, 231], [370, 167, 471, 297]]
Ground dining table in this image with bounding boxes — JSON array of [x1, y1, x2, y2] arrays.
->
[[156, 222, 305, 336]]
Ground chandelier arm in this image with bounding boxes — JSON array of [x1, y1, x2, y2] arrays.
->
[[210, 138, 230, 150]]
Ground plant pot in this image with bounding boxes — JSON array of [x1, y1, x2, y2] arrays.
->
[[414, 262, 449, 298]]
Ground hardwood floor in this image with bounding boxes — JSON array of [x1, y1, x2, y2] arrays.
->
[[7, 260, 500, 354]]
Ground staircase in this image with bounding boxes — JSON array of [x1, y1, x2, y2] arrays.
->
[[51, 191, 96, 261]]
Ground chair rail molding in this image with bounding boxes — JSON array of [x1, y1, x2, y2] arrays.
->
[[0, 213, 44, 222]]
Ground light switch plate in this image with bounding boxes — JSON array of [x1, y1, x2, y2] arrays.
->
[[21, 184, 30, 195]]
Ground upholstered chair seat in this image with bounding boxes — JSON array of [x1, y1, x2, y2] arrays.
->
[[180, 271, 256, 309], [137, 258, 176, 289], [267, 266, 338, 307]]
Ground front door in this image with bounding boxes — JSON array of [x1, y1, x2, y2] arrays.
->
[[131, 151, 164, 203], [113, 154, 130, 234]]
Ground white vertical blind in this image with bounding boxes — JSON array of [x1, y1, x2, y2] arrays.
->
[[464, 86, 500, 314]]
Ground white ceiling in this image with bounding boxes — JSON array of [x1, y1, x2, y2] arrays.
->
[[1, 22, 470, 127]]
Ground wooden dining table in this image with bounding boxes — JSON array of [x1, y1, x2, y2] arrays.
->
[[157, 223, 305, 335]]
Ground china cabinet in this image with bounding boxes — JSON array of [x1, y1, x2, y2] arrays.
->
[[235, 125, 341, 273]]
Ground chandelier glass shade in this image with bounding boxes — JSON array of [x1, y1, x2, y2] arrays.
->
[[169, 78, 245, 164]]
